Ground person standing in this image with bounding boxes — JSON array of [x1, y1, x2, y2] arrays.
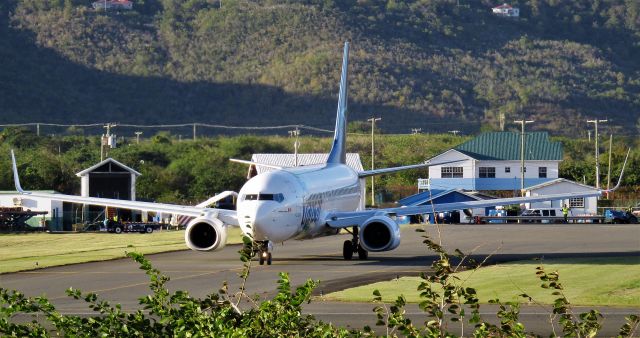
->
[[562, 204, 570, 223]]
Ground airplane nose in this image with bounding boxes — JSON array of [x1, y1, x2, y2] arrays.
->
[[241, 203, 274, 240]]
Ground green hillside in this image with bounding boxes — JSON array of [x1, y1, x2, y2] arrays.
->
[[1, 0, 639, 134]]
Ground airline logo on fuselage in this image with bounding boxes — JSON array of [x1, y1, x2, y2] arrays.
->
[[301, 185, 360, 231]]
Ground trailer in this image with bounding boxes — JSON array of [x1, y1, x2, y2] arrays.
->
[[101, 220, 161, 234], [0, 207, 48, 232]]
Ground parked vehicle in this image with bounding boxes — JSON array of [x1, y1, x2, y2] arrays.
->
[[520, 208, 572, 223], [604, 209, 638, 224], [102, 220, 160, 234]]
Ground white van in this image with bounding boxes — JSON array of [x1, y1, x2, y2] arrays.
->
[[521, 208, 571, 223]]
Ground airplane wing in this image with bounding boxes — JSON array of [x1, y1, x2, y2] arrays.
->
[[11, 151, 238, 226], [325, 190, 601, 228], [328, 148, 630, 228], [357, 159, 463, 178]]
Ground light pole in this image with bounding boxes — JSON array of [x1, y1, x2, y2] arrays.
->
[[368, 117, 381, 206], [135, 131, 143, 144], [514, 120, 534, 197], [587, 119, 607, 189]]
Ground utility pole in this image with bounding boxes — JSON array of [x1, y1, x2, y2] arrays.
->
[[368, 117, 382, 206], [135, 131, 143, 144], [587, 119, 608, 189], [101, 123, 117, 161], [606, 133, 613, 198], [514, 120, 534, 197], [288, 126, 301, 167]]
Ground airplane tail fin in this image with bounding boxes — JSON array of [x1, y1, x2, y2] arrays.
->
[[326, 41, 349, 165], [602, 148, 631, 193], [11, 150, 26, 194]]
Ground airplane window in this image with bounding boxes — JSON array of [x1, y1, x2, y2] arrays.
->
[[255, 193, 284, 202], [243, 194, 258, 201]]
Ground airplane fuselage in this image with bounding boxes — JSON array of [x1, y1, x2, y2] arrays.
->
[[237, 163, 362, 243]]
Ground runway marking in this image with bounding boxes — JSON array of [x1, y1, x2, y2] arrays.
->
[[49, 268, 243, 301]]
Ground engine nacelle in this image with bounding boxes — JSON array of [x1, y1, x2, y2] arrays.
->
[[185, 216, 228, 251], [359, 215, 401, 252]]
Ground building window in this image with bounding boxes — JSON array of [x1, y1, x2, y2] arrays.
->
[[569, 197, 584, 208], [441, 167, 463, 178], [539, 167, 547, 178], [505, 167, 511, 173], [479, 167, 496, 178]]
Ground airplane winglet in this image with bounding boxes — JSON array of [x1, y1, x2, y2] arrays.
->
[[10, 150, 26, 194], [229, 158, 284, 170], [602, 147, 631, 193]]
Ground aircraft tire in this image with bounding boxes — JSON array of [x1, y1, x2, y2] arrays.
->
[[343, 240, 353, 260], [267, 252, 272, 265], [357, 245, 368, 260], [259, 254, 265, 265]]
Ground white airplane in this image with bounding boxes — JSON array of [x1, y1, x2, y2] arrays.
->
[[11, 42, 629, 265]]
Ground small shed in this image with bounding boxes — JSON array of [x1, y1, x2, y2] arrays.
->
[[524, 179, 599, 215]]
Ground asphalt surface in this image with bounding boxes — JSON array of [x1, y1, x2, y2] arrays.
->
[[1, 223, 639, 335]]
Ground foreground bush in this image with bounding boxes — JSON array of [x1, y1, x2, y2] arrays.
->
[[1, 235, 639, 337]]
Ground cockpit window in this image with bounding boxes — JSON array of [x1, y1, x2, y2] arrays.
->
[[241, 193, 284, 202]]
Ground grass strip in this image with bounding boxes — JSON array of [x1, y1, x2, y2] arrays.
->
[[0, 227, 243, 273], [324, 256, 640, 307]]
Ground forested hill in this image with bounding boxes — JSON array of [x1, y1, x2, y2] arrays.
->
[[1, 0, 639, 135]]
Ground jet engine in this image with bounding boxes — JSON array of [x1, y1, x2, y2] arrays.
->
[[185, 216, 228, 251], [358, 215, 401, 252]]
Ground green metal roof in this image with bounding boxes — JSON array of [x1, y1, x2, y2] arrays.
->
[[454, 132, 562, 161]]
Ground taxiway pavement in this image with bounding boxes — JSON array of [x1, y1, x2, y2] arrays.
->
[[1, 223, 639, 335]]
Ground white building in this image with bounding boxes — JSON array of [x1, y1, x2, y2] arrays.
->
[[426, 132, 562, 191], [92, 0, 133, 10], [524, 179, 599, 215], [0, 191, 64, 230], [492, 3, 519, 17]]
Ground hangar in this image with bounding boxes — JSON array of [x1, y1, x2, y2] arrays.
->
[[0, 158, 140, 231], [77, 157, 140, 222]]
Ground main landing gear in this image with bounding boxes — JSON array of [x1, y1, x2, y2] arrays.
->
[[343, 226, 368, 260], [255, 240, 273, 265]]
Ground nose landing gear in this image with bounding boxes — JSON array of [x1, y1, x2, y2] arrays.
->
[[342, 226, 368, 260], [255, 240, 273, 265]]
